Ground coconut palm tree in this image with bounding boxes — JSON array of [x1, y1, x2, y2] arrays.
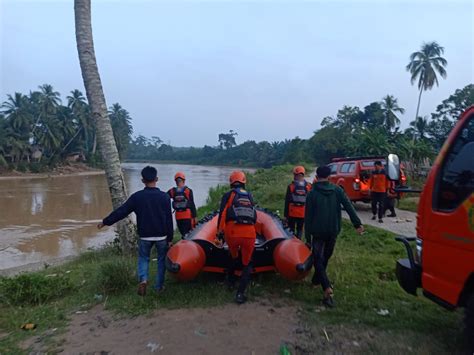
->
[[380, 95, 405, 131], [67, 89, 92, 152], [1, 93, 32, 132], [407, 116, 429, 140], [74, 0, 135, 252], [406, 41, 448, 120], [109, 103, 133, 159], [38, 84, 61, 117]]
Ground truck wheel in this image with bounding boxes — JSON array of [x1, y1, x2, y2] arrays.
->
[[466, 293, 474, 352]]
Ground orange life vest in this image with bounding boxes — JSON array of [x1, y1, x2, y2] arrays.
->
[[218, 190, 256, 240], [170, 187, 192, 220], [369, 170, 389, 193], [288, 181, 311, 218]]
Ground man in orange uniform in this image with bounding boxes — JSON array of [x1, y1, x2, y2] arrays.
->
[[369, 161, 389, 223], [284, 166, 312, 239], [217, 171, 257, 304], [167, 172, 197, 238]]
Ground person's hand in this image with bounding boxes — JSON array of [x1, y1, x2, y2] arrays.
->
[[356, 226, 365, 235], [97, 222, 105, 230], [192, 218, 197, 227], [216, 231, 224, 241], [168, 241, 173, 248]]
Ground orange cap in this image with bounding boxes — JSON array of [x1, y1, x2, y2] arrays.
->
[[293, 166, 305, 175], [229, 171, 246, 185], [174, 172, 186, 181]]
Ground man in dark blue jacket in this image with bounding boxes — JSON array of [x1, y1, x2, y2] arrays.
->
[[98, 166, 173, 296]]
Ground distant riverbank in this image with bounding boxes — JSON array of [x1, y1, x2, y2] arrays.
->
[[124, 159, 260, 169], [0, 163, 104, 181]]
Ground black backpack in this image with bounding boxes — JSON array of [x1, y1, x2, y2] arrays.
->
[[226, 188, 257, 225], [172, 187, 189, 212]]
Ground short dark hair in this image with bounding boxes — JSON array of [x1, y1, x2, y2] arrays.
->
[[316, 166, 331, 179], [141, 166, 157, 182], [374, 161, 383, 167]]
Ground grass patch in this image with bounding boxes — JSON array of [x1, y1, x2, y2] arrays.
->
[[0, 274, 73, 306], [95, 259, 135, 295], [0, 165, 465, 353], [398, 196, 419, 212]]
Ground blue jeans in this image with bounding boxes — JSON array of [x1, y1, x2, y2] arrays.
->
[[138, 239, 168, 290]]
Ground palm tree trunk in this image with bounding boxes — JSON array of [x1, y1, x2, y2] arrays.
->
[[74, 0, 135, 253], [415, 87, 423, 121], [408, 88, 424, 179], [92, 132, 97, 155]]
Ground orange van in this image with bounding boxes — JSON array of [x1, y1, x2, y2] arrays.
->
[[327, 156, 407, 202]]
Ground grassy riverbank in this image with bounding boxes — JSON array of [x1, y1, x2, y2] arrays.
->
[[0, 165, 465, 353]]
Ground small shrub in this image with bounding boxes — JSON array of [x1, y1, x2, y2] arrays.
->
[[0, 273, 73, 306], [15, 162, 28, 173], [29, 162, 47, 173], [95, 259, 135, 294]]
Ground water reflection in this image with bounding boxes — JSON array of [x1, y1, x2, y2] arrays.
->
[[0, 163, 245, 270]]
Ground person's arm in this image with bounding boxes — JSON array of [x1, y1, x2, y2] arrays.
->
[[304, 191, 313, 246], [188, 189, 197, 218], [283, 185, 291, 219], [165, 197, 174, 243], [167, 188, 173, 198], [338, 188, 362, 228], [217, 192, 229, 234], [101, 195, 135, 227], [368, 174, 374, 190]]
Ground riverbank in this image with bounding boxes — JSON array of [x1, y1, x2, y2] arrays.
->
[[124, 159, 260, 168], [0, 163, 104, 180], [0, 166, 466, 353]]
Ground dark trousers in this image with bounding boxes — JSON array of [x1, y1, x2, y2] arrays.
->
[[177, 219, 192, 237], [371, 192, 386, 219], [384, 196, 396, 215], [288, 217, 304, 239], [312, 236, 337, 291], [227, 257, 253, 295]]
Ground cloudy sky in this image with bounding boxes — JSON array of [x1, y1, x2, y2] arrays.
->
[[1, 0, 473, 146]]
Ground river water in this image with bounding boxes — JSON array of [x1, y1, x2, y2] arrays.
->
[[0, 163, 242, 270]]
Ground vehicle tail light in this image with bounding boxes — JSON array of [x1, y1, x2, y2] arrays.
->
[[353, 178, 361, 191]]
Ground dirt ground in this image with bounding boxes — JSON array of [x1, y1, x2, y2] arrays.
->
[[22, 298, 427, 355], [24, 300, 299, 355]]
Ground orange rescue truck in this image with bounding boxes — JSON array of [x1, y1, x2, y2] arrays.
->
[[392, 106, 474, 348]]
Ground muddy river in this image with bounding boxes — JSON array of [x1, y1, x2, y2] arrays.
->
[[0, 163, 243, 270]]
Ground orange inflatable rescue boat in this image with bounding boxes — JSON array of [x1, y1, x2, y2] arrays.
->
[[166, 208, 313, 281]]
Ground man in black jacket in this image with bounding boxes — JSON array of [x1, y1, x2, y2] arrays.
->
[[98, 166, 173, 296], [305, 166, 364, 307]]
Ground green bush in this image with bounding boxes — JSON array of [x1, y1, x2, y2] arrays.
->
[[28, 162, 47, 173], [197, 184, 228, 217], [0, 273, 73, 306], [15, 162, 28, 173], [95, 259, 135, 294]]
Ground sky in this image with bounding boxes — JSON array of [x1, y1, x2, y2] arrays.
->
[[1, 0, 473, 147]]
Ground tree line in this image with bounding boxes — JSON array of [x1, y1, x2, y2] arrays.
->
[[128, 83, 473, 173], [0, 84, 132, 172], [127, 41, 473, 176], [2, 41, 473, 177]]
